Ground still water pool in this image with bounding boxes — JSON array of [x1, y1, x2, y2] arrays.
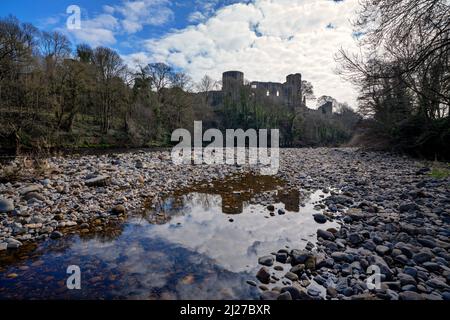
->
[[0, 174, 338, 299]]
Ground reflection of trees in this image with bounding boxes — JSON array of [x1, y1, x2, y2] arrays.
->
[[277, 189, 300, 212], [0, 220, 125, 270], [143, 173, 303, 221]]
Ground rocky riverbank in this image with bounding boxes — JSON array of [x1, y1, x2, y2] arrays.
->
[[0, 148, 449, 300], [256, 149, 450, 300], [0, 151, 250, 251]]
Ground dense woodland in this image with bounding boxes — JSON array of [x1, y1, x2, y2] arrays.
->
[[0, 14, 359, 154], [0, 0, 449, 160]]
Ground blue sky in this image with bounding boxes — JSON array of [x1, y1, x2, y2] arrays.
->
[[0, 0, 361, 106], [0, 0, 249, 54]]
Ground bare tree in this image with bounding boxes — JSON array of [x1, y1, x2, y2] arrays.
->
[[91, 47, 127, 133], [146, 62, 173, 94], [196, 75, 218, 106], [40, 31, 71, 61], [171, 72, 193, 91]]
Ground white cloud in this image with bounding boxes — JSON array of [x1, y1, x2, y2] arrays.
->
[[65, 0, 173, 46], [103, 5, 116, 14], [115, 0, 174, 33], [143, 0, 361, 107], [68, 14, 119, 47], [187, 11, 207, 23], [122, 51, 154, 70]]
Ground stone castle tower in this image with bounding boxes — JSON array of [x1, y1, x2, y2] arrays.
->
[[222, 71, 244, 102], [221, 71, 304, 110]]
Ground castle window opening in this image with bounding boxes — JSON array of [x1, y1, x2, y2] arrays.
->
[[266, 90, 270, 96], [251, 84, 257, 89], [276, 90, 280, 97]]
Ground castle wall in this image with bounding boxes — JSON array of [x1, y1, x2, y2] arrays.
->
[[215, 70, 331, 115]]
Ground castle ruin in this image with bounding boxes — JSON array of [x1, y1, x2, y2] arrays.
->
[[210, 71, 333, 115]]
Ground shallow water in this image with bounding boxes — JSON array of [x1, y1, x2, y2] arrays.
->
[[0, 174, 338, 300]]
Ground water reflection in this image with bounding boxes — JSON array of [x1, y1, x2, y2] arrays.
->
[[142, 190, 336, 274], [167, 173, 298, 215], [0, 174, 338, 300]]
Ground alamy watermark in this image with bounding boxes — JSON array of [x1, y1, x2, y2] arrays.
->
[[66, 265, 81, 290], [366, 265, 382, 290], [171, 121, 280, 175], [66, 5, 81, 30]]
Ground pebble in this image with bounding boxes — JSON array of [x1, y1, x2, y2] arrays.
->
[[0, 198, 14, 213], [50, 231, 63, 239], [313, 214, 327, 224], [246, 280, 257, 287], [277, 291, 292, 300], [85, 175, 111, 187], [260, 291, 279, 300], [112, 205, 126, 215], [256, 267, 271, 284], [307, 286, 321, 297], [399, 291, 424, 300], [258, 255, 274, 267], [18, 184, 41, 195], [284, 272, 299, 282], [317, 229, 335, 241], [375, 245, 390, 255]]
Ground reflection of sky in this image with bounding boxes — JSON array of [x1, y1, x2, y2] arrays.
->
[[0, 190, 337, 300], [139, 191, 337, 273]]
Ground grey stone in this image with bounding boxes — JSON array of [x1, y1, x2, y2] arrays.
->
[[348, 233, 364, 245], [50, 231, 63, 239], [285, 272, 299, 282], [331, 252, 353, 263], [403, 266, 418, 278], [85, 175, 111, 187], [258, 255, 274, 267], [18, 184, 42, 195], [256, 267, 271, 284], [413, 252, 433, 264], [281, 286, 310, 300], [277, 291, 292, 300], [6, 238, 22, 249], [246, 280, 257, 287], [399, 202, 420, 213], [426, 278, 450, 290], [313, 214, 327, 224], [290, 264, 305, 276], [399, 291, 424, 300], [276, 252, 288, 263], [260, 291, 279, 300], [398, 273, 417, 286], [291, 250, 313, 265], [23, 192, 45, 201], [317, 229, 335, 241], [376, 245, 390, 255], [307, 286, 321, 297], [0, 198, 14, 213], [367, 255, 394, 280]]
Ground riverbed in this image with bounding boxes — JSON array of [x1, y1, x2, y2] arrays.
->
[[0, 148, 449, 300]]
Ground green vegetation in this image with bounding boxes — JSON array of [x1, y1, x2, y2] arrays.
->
[[430, 165, 450, 179]]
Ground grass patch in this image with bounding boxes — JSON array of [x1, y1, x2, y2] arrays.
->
[[430, 165, 450, 179]]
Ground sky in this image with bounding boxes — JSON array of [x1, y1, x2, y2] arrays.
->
[[0, 0, 362, 107]]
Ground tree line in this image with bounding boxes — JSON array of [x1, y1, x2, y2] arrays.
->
[[337, 0, 450, 159], [0, 15, 360, 155]]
